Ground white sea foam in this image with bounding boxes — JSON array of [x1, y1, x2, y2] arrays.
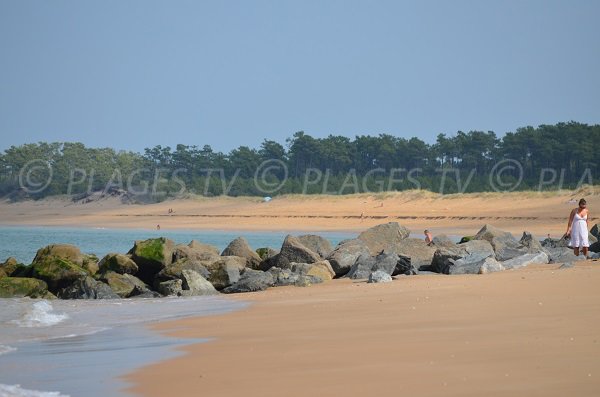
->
[[11, 301, 69, 328], [0, 346, 17, 356], [0, 384, 70, 397]]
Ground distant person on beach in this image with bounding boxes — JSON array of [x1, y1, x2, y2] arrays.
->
[[156, 224, 161, 230], [566, 198, 590, 257], [424, 229, 433, 246]]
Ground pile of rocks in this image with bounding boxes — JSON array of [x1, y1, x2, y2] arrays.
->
[[1, 222, 597, 299]]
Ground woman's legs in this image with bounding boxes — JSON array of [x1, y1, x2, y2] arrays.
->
[[574, 247, 580, 256], [583, 247, 589, 257]]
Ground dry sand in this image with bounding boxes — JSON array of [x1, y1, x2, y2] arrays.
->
[[3, 189, 598, 396], [1, 188, 598, 237], [125, 262, 600, 397]]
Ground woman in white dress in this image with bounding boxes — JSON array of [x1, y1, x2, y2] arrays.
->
[[566, 198, 590, 257]]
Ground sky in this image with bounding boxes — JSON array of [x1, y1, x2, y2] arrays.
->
[[0, 0, 599, 153]]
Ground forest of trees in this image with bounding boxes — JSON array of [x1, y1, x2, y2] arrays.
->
[[0, 121, 598, 200]]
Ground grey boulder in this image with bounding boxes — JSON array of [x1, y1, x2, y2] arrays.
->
[[368, 270, 393, 283], [221, 237, 262, 270], [357, 222, 410, 255], [223, 269, 274, 294], [327, 239, 370, 277], [58, 276, 120, 299]]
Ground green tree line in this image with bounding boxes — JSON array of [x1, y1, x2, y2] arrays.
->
[[0, 121, 598, 200]]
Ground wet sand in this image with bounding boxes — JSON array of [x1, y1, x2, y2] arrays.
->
[[126, 261, 600, 397]]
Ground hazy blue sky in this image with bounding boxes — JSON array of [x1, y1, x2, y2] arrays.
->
[[1, 0, 598, 153]]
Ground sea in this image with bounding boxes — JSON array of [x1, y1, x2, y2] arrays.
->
[[0, 226, 356, 397]]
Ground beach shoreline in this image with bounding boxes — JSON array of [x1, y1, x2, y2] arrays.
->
[[125, 261, 600, 397], [1, 190, 598, 237]]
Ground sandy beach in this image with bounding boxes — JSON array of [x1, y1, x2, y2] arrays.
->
[[126, 261, 600, 397], [1, 188, 598, 237], [2, 188, 599, 396]]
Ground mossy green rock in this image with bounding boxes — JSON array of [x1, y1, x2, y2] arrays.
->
[[129, 238, 175, 284], [0, 277, 49, 298], [99, 253, 138, 275], [32, 257, 88, 292], [33, 244, 84, 266]]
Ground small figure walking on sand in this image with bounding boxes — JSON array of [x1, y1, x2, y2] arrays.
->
[[566, 198, 590, 257], [424, 229, 433, 246], [156, 224, 161, 230]]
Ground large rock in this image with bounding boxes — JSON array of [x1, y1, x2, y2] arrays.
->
[[31, 257, 88, 293], [590, 241, 600, 253], [347, 252, 412, 279], [32, 244, 84, 266], [58, 276, 120, 299], [154, 259, 211, 287], [430, 240, 494, 274], [207, 262, 241, 290], [544, 247, 586, 263], [478, 257, 506, 274], [0, 257, 20, 277], [157, 279, 183, 296], [372, 252, 402, 275], [128, 237, 175, 284], [0, 277, 49, 298], [98, 253, 138, 275], [447, 241, 497, 275], [173, 241, 220, 263], [296, 235, 334, 258], [346, 253, 376, 280], [431, 234, 456, 248], [268, 267, 323, 287], [289, 260, 335, 282], [519, 232, 544, 253], [357, 222, 410, 255], [272, 235, 321, 269], [501, 252, 549, 269], [326, 239, 370, 277], [180, 269, 218, 296], [101, 271, 149, 298], [368, 270, 393, 283], [203, 256, 246, 273], [221, 237, 262, 270], [393, 238, 437, 270], [223, 269, 274, 293], [475, 225, 529, 261], [392, 254, 417, 276], [541, 236, 570, 249]]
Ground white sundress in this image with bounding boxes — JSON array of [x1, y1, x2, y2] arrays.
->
[[570, 211, 589, 248]]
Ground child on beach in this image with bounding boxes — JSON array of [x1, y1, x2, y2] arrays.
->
[[424, 229, 433, 246]]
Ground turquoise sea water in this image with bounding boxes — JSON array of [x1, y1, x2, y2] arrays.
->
[[0, 226, 357, 264], [0, 226, 356, 397]]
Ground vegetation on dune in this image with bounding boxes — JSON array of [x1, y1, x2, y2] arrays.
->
[[0, 121, 598, 200]]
